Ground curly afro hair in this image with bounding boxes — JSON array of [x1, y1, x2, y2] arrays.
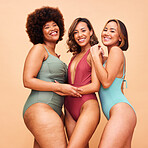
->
[[26, 6, 65, 44]]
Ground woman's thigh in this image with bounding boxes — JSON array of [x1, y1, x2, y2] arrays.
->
[[24, 103, 67, 148], [67, 99, 100, 148], [64, 108, 76, 140], [99, 103, 137, 148]]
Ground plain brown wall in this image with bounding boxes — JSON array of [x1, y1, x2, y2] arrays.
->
[[0, 0, 148, 147]]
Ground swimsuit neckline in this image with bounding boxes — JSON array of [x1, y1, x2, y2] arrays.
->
[[69, 49, 90, 84]]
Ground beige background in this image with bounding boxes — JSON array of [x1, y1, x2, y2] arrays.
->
[[0, 0, 147, 147]]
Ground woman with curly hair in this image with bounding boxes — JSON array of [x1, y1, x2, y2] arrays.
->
[[64, 18, 101, 148], [23, 6, 81, 148], [90, 19, 137, 147]]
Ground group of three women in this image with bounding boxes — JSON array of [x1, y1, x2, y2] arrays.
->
[[23, 6, 137, 148]]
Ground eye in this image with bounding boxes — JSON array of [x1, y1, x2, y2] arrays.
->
[[74, 31, 78, 34], [53, 23, 57, 27], [44, 26, 49, 29], [103, 29, 107, 31], [110, 30, 115, 33], [82, 29, 86, 32]]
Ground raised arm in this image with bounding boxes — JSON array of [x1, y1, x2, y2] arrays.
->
[[91, 45, 124, 88]]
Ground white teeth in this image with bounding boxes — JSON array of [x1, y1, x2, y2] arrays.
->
[[50, 31, 57, 35], [78, 38, 85, 42], [104, 37, 110, 41]]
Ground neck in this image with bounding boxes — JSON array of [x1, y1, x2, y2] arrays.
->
[[107, 46, 111, 54], [44, 41, 56, 52], [81, 44, 91, 53]]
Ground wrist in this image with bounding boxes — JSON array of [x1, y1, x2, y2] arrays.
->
[[52, 82, 61, 92]]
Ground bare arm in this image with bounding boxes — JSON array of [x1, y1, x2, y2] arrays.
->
[[23, 44, 81, 97], [90, 45, 124, 88], [77, 54, 101, 95]]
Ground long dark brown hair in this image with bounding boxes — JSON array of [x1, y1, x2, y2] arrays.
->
[[67, 17, 99, 54]]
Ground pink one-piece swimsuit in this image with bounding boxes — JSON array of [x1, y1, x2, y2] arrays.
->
[[64, 49, 98, 121]]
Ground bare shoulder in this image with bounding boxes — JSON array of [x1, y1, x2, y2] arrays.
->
[[31, 43, 45, 52], [110, 46, 123, 54], [110, 46, 124, 59], [106, 46, 124, 68], [27, 43, 46, 60]]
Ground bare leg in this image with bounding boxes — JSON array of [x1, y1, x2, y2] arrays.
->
[[24, 103, 67, 148], [64, 108, 76, 140], [98, 103, 137, 148], [65, 109, 89, 148], [67, 99, 100, 148]]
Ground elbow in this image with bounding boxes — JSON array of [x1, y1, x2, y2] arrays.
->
[[23, 79, 31, 88], [93, 83, 100, 92], [102, 82, 111, 89]]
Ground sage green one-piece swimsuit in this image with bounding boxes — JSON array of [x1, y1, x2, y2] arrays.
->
[[23, 46, 67, 117]]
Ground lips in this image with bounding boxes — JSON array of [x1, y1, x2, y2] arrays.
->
[[78, 38, 85, 43], [104, 37, 111, 41], [49, 31, 58, 36]]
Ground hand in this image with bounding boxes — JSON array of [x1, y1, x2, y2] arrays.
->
[[90, 44, 104, 57], [54, 80, 82, 97]]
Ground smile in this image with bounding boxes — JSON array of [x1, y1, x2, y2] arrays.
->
[[78, 38, 85, 42], [49, 31, 58, 36], [104, 37, 111, 41]]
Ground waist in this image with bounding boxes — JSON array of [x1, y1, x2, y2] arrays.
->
[[69, 82, 91, 87], [65, 93, 97, 99], [37, 77, 65, 84]]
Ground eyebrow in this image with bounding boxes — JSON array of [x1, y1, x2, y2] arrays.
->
[[44, 24, 49, 27], [110, 27, 116, 30], [74, 27, 86, 31], [104, 27, 116, 31], [44, 22, 56, 27]]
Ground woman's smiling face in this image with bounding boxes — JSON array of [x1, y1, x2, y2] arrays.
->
[[101, 21, 121, 48], [74, 21, 92, 48], [43, 21, 60, 43]]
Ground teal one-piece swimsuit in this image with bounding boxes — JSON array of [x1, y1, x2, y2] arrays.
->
[[23, 46, 67, 117], [99, 59, 135, 120]]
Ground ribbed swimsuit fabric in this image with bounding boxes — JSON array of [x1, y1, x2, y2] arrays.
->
[[99, 59, 135, 120], [23, 46, 67, 117], [64, 49, 98, 121]]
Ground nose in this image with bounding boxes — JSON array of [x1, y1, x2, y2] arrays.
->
[[104, 30, 109, 36], [50, 26, 54, 31], [78, 31, 83, 37]]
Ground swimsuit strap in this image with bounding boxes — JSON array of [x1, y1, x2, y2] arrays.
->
[[122, 56, 127, 88], [44, 46, 50, 55], [70, 49, 90, 64], [123, 79, 127, 88], [103, 60, 107, 66], [85, 48, 90, 56], [122, 56, 126, 79]]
